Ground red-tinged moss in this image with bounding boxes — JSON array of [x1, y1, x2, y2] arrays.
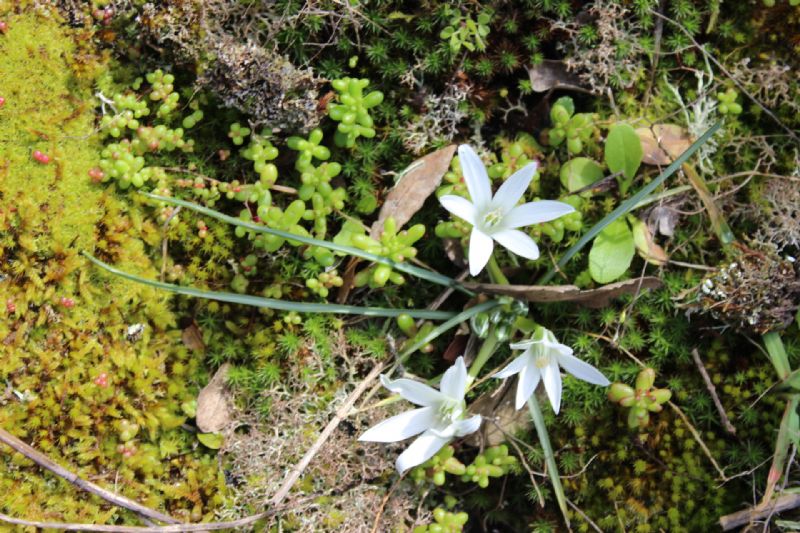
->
[[0, 7, 225, 525]]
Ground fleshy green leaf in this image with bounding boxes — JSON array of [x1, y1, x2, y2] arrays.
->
[[605, 123, 643, 180], [559, 157, 604, 195], [588, 219, 635, 283], [197, 433, 224, 450]]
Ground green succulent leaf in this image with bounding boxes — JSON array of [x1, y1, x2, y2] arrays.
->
[[605, 123, 643, 181], [588, 219, 635, 283]]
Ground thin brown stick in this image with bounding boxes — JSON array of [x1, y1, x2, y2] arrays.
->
[[370, 473, 406, 533], [0, 499, 313, 532], [567, 497, 604, 533], [268, 361, 386, 506], [719, 493, 800, 531], [0, 427, 180, 525], [691, 348, 737, 435]]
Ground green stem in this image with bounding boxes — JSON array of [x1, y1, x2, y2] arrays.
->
[[527, 395, 570, 528], [468, 328, 500, 378], [487, 255, 510, 285]]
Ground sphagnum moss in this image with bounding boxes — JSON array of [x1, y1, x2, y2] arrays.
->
[[0, 8, 225, 524]]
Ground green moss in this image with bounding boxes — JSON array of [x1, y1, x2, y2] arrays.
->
[[0, 8, 225, 524]]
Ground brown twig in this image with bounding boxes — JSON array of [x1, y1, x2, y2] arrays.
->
[[691, 348, 737, 435], [0, 427, 179, 525], [719, 493, 800, 531], [0, 499, 314, 532], [567, 497, 604, 533], [268, 360, 386, 506], [369, 473, 406, 533]]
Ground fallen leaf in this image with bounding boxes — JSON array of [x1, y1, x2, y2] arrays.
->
[[631, 218, 669, 266], [181, 322, 205, 352], [442, 333, 469, 363], [370, 145, 456, 239], [636, 124, 692, 165], [196, 363, 232, 433], [442, 237, 466, 267], [466, 382, 531, 447], [463, 277, 663, 308], [197, 432, 224, 450], [526, 60, 587, 93]]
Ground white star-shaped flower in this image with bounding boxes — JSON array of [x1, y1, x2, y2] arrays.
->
[[359, 356, 481, 473], [440, 145, 575, 276], [494, 327, 610, 413]]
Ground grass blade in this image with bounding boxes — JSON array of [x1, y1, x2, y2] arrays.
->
[[538, 121, 722, 284], [141, 193, 472, 296], [84, 253, 457, 320]]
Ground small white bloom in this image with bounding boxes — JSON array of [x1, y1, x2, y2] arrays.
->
[[493, 327, 609, 413], [440, 145, 575, 276], [359, 356, 481, 473]]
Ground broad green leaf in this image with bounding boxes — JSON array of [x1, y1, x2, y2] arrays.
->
[[559, 157, 604, 195], [605, 123, 643, 180], [589, 219, 635, 283], [197, 432, 224, 450]]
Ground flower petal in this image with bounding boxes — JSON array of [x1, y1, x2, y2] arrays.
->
[[504, 200, 575, 229], [492, 229, 540, 260], [541, 361, 563, 414], [452, 415, 482, 437], [439, 195, 476, 225], [380, 375, 444, 407], [395, 430, 450, 473], [440, 356, 468, 400], [557, 352, 610, 386], [493, 353, 529, 379], [492, 162, 537, 212], [509, 339, 539, 351], [468, 228, 494, 276], [358, 407, 437, 442], [515, 364, 541, 410], [458, 145, 492, 209]]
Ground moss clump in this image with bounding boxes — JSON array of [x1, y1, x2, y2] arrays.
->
[[0, 9, 224, 524]]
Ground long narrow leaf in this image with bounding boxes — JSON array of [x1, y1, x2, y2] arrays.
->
[[538, 122, 722, 284], [527, 395, 570, 528], [84, 253, 457, 320], [141, 193, 473, 296]]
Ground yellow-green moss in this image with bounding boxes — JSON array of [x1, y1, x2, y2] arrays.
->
[[0, 8, 225, 525]]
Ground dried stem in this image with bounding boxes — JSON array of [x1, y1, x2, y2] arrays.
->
[[691, 348, 737, 435]]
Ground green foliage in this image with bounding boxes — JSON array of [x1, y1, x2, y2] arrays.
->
[[439, 8, 492, 53], [588, 218, 635, 283], [608, 368, 673, 429], [327, 77, 384, 148]]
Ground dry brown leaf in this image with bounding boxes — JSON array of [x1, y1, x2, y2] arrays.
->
[[526, 60, 587, 93], [632, 219, 669, 266], [181, 322, 205, 352], [636, 124, 692, 165], [466, 382, 531, 447], [463, 277, 663, 308], [196, 363, 232, 433], [370, 145, 456, 239]]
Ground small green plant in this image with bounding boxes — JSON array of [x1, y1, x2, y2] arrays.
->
[[716, 88, 743, 115], [327, 77, 384, 147], [608, 368, 672, 429], [413, 508, 469, 533], [439, 8, 491, 53], [547, 96, 597, 155]]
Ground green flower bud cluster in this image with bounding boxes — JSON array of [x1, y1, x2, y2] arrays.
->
[[346, 217, 424, 287], [145, 69, 180, 118], [305, 269, 343, 298], [99, 93, 150, 138], [470, 297, 528, 340], [228, 122, 251, 146], [328, 77, 384, 148], [411, 445, 466, 486], [608, 368, 672, 429], [412, 508, 469, 533], [241, 131, 280, 187], [487, 134, 542, 192], [529, 195, 584, 243], [460, 444, 517, 488], [396, 314, 436, 353], [548, 96, 597, 155], [411, 444, 517, 489], [716, 88, 742, 115]]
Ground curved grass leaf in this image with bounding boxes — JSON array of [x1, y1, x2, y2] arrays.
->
[[83, 253, 458, 320], [141, 193, 473, 296], [538, 121, 722, 284]]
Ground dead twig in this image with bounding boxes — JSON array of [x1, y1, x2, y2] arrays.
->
[[0, 427, 179, 525], [369, 473, 406, 533], [0, 499, 314, 532], [719, 493, 800, 531], [691, 348, 737, 435], [268, 360, 386, 506]]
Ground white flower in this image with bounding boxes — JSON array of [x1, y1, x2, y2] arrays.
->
[[359, 356, 482, 473], [439, 145, 575, 276], [493, 327, 609, 413]]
